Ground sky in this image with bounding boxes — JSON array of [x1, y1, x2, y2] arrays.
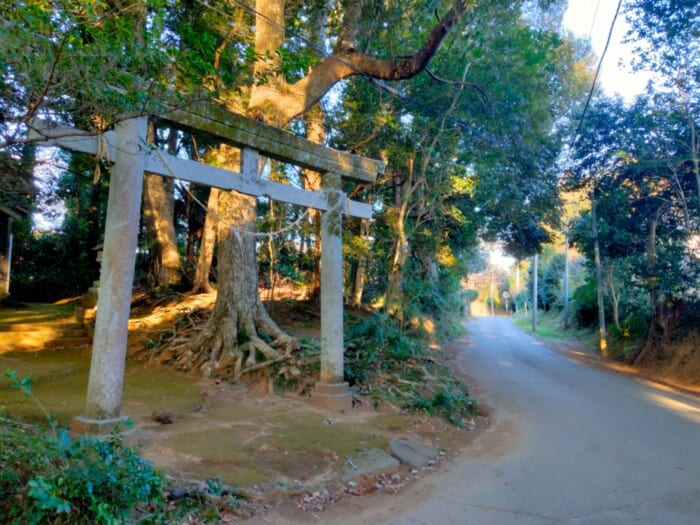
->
[[562, 0, 654, 101]]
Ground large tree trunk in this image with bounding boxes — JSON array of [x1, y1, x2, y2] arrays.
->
[[172, 1, 295, 379], [173, 148, 296, 378], [191, 188, 219, 293], [384, 199, 410, 318], [142, 125, 182, 289], [635, 210, 663, 366], [302, 103, 325, 301], [184, 185, 207, 283], [142, 172, 181, 288], [351, 218, 370, 306], [605, 264, 621, 332], [247, 0, 472, 124], [299, 3, 330, 301]]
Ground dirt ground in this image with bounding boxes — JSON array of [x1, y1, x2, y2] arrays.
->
[[0, 294, 487, 521]]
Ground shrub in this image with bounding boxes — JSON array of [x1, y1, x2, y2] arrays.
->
[[1, 370, 253, 523], [1, 371, 162, 524], [0, 417, 162, 524], [344, 312, 477, 425]]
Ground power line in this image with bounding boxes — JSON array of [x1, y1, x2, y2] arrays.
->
[[570, 0, 624, 156], [587, 0, 603, 40]]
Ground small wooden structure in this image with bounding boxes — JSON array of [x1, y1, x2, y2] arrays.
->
[[32, 99, 384, 432]]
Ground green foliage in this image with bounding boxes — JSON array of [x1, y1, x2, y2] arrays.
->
[[1, 370, 163, 524], [566, 93, 700, 356], [1, 0, 161, 137], [344, 313, 477, 425], [0, 417, 163, 525], [11, 228, 99, 302], [540, 253, 565, 311], [5, 369, 56, 429], [13, 153, 110, 301], [625, 0, 699, 88], [570, 276, 599, 328], [407, 383, 477, 427]]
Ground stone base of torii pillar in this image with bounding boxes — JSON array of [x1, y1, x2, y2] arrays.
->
[[310, 382, 353, 411], [71, 415, 131, 436]]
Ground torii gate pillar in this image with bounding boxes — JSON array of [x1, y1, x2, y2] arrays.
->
[[311, 172, 353, 411], [72, 117, 147, 434]]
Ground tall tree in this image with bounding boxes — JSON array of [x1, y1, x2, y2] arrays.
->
[[176, 0, 479, 378], [142, 126, 182, 289], [626, 0, 700, 216], [568, 94, 699, 361]]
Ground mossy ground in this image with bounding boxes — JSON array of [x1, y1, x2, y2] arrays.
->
[[0, 301, 480, 502]]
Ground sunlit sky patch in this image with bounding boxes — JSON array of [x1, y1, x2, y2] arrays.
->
[[562, 0, 654, 102]]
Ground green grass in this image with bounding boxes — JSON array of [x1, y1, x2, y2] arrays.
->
[[0, 303, 76, 324], [511, 310, 597, 350]]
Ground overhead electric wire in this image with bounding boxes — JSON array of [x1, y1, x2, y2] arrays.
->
[[587, 0, 603, 40], [570, 0, 624, 155]]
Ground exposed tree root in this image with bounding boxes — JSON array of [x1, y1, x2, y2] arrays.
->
[[149, 302, 301, 382]]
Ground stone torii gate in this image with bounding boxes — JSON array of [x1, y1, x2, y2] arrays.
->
[[32, 100, 384, 433]]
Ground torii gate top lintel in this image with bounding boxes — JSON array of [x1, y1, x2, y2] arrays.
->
[[32, 100, 385, 219], [158, 99, 383, 184]]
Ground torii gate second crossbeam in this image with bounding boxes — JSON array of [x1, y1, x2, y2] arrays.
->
[[31, 107, 384, 434]]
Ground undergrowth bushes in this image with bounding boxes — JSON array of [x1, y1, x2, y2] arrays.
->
[[344, 312, 477, 425], [0, 418, 162, 524], [1, 371, 163, 524]]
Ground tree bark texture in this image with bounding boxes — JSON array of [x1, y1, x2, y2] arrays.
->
[[172, 148, 296, 379], [142, 172, 182, 288], [247, 0, 472, 124], [384, 193, 410, 318], [191, 188, 219, 294], [302, 103, 326, 300], [635, 210, 665, 366], [351, 219, 370, 306], [605, 264, 621, 332], [142, 121, 181, 289]]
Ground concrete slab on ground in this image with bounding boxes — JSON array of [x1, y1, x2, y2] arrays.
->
[[389, 439, 439, 468], [340, 448, 400, 481]]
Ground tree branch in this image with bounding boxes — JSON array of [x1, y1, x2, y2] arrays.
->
[[247, 1, 472, 124]]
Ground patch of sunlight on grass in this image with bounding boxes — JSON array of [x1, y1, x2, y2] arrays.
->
[[512, 312, 561, 338], [0, 303, 76, 324]]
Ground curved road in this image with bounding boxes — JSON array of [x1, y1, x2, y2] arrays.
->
[[329, 316, 700, 524]]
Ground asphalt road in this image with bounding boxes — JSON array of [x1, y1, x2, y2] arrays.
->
[[326, 316, 700, 524]]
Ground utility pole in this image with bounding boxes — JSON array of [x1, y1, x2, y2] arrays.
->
[[515, 262, 520, 314], [532, 253, 538, 332], [489, 262, 495, 316], [564, 228, 570, 329], [591, 189, 608, 358]]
